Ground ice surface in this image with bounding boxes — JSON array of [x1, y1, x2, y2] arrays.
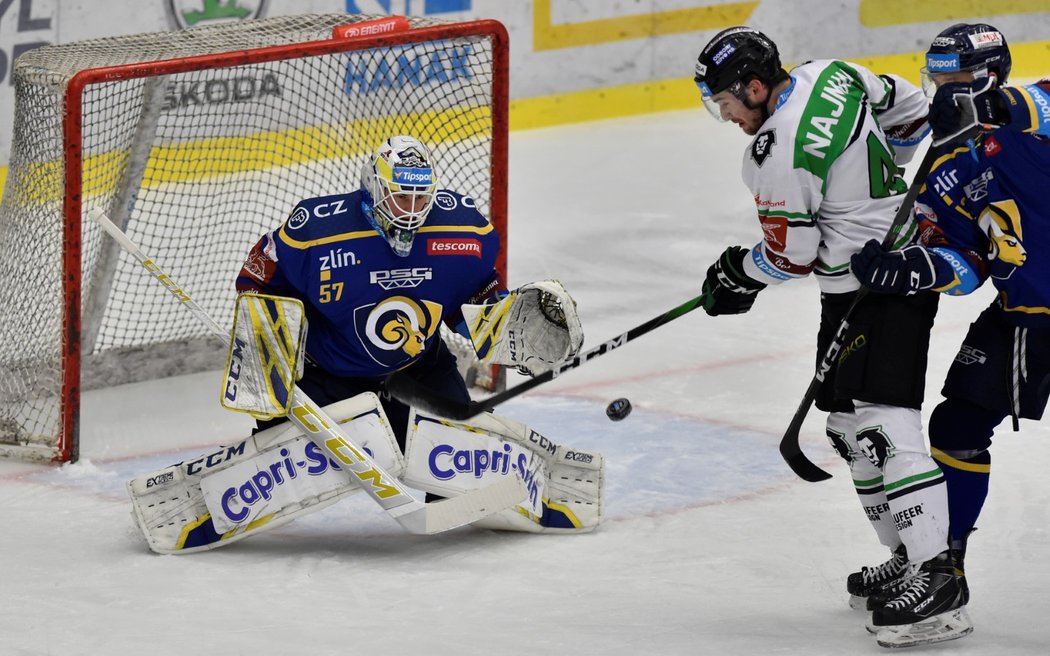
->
[[3, 110, 1046, 655]]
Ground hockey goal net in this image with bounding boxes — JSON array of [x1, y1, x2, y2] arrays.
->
[[0, 14, 508, 463]]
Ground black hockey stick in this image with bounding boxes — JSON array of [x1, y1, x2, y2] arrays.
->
[[778, 144, 942, 482], [386, 295, 707, 419]]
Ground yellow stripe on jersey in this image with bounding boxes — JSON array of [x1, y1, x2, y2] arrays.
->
[[1020, 88, 1041, 134], [278, 221, 494, 250], [278, 226, 377, 249], [418, 223, 494, 235], [998, 290, 1050, 316]]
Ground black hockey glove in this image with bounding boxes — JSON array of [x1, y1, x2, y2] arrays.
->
[[850, 239, 936, 296], [701, 246, 766, 316], [929, 77, 1009, 146]]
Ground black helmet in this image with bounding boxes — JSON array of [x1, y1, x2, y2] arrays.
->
[[695, 27, 783, 95], [922, 23, 1011, 93], [694, 27, 787, 119]]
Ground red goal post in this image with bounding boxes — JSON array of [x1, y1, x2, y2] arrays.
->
[[0, 14, 509, 463]]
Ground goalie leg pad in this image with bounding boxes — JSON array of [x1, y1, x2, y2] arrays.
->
[[403, 409, 604, 533], [128, 392, 402, 554]]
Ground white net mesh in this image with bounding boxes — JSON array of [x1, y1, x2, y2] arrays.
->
[[0, 14, 506, 462]]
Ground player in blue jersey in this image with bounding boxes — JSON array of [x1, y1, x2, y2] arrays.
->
[[236, 135, 583, 448], [851, 23, 1050, 644]]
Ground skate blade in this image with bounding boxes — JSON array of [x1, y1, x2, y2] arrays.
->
[[849, 595, 868, 611], [875, 607, 973, 648]]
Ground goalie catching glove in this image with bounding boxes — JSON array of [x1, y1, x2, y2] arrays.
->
[[461, 280, 584, 375]]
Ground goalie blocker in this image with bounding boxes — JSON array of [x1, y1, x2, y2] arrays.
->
[[221, 293, 308, 419], [128, 393, 604, 553]]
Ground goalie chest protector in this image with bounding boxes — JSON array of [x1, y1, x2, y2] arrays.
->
[[236, 189, 501, 378]]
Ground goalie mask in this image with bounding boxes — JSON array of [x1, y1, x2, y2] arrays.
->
[[361, 136, 438, 257]]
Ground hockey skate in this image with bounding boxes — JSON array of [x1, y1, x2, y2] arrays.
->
[[950, 529, 975, 606], [870, 551, 973, 648], [847, 544, 908, 610]]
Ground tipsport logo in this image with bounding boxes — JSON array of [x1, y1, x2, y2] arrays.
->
[[925, 53, 960, 72], [392, 167, 434, 186]]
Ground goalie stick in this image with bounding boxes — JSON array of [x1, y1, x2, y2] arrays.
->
[[89, 208, 527, 535], [778, 143, 943, 483], [386, 295, 706, 420]]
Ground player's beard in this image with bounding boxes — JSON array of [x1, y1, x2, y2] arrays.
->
[[737, 107, 765, 136]]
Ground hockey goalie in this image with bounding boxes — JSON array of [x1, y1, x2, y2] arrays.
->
[[125, 136, 603, 553]]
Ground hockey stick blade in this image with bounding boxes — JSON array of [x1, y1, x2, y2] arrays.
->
[[387, 296, 707, 419], [776, 144, 947, 483], [394, 474, 529, 534], [779, 378, 833, 482], [89, 208, 528, 535]]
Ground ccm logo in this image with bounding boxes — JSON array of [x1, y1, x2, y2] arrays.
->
[[427, 238, 482, 258]]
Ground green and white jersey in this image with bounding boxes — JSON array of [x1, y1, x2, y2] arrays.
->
[[739, 59, 929, 293]]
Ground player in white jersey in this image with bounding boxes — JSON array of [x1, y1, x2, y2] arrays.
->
[[694, 27, 969, 647]]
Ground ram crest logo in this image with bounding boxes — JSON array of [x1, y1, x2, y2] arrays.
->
[[357, 296, 443, 366]]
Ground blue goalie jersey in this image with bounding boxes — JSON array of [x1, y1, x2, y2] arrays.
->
[[916, 81, 1050, 328], [236, 189, 503, 378]]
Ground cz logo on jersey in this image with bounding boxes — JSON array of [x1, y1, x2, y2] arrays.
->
[[427, 238, 482, 258], [370, 267, 433, 289], [751, 130, 776, 166]]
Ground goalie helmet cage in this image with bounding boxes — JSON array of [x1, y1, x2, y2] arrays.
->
[[0, 14, 509, 464]]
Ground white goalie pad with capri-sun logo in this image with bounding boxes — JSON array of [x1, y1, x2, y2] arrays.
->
[[128, 392, 402, 554], [403, 409, 604, 533]]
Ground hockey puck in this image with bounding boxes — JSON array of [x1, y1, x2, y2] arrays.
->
[[606, 397, 632, 421]]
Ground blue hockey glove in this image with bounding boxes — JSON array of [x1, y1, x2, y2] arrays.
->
[[850, 239, 936, 295], [702, 246, 766, 316], [929, 78, 1009, 146]]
